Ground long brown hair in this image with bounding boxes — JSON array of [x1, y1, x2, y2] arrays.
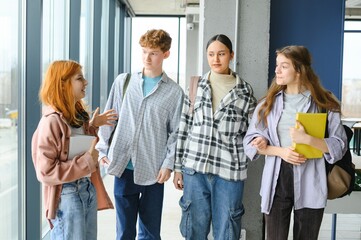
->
[[258, 45, 340, 126], [39, 60, 88, 127]]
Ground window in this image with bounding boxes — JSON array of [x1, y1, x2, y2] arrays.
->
[[0, 0, 20, 239], [131, 17, 186, 89], [80, 0, 94, 109], [42, 0, 70, 235], [100, 0, 110, 110], [342, 20, 361, 118], [42, 0, 70, 70]]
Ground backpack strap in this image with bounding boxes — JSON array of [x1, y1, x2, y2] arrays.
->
[[109, 73, 131, 145], [322, 108, 329, 138], [122, 73, 131, 100], [188, 76, 201, 114]]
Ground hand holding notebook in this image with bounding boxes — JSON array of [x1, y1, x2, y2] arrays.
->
[[68, 135, 97, 159], [292, 113, 327, 158]]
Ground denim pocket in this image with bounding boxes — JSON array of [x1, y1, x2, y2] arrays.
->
[[61, 183, 78, 195], [182, 167, 196, 175], [229, 207, 245, 239], [179, 196, 191, 238]]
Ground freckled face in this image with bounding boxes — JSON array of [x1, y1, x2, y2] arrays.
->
[[71, 70, 88, 102], [275, 54, 300, 87], [207, 40, 234, 74]]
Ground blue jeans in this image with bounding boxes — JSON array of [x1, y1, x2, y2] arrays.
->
[[180, 168, 245, 240], [114, 169, 164, 240], [50, 177, 97, 240]]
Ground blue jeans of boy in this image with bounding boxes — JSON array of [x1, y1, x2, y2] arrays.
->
[[180, 168, 245, 240], [50, 177, 97, 240], [114, 169, 164, 240]]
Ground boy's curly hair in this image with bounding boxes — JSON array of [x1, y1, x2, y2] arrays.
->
[[139, 29, 172, 52]]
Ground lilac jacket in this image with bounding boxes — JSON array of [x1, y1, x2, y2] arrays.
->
[[243, 91, 347, 214]]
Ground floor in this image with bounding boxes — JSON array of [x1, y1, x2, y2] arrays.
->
[[98, 153, 361, 240]]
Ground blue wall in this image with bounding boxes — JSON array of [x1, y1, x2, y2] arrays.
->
[[269, 0, 345, 99]]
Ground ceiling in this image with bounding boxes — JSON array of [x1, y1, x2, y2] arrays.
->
[[346, 0, 361, 8], [123, 0, 361, 17], [346, 0, 361, 17], [123, 0, 199, 16]]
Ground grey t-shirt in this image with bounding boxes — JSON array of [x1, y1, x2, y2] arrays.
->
[[277, 90, 311, 147]]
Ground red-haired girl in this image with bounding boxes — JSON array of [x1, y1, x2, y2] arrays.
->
[[32, 60, 116, 240]]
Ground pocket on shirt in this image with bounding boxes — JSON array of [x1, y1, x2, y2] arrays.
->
[[218, 109, 245, 137], [156, 105, 169, 121]]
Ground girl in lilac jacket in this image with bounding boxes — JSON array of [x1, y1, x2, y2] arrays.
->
[[243, 46, 347, 240]]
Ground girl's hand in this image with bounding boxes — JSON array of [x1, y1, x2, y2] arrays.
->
[[251, 136, 268, 150], [173, 172, 184, 190], [100, 156, 110, 166], [290, 121, 309, 145], [90, 107, 118, 127], [280, 146, 306, 165], [88, 138, 98, 165]]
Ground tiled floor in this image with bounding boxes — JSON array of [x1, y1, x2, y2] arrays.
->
[[98, 152, 361, 240]]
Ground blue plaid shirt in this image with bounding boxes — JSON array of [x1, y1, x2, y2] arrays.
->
[[96, 72, 184, 185], [174, 71, 257, 181]]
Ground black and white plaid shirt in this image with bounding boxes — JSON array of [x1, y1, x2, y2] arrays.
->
[[175, 71, 257, 181]]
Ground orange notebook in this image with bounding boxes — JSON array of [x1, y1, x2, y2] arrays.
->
[[292, 113, 327, 158]]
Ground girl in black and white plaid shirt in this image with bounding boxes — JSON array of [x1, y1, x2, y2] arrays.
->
[[173, 34, 257, 240]]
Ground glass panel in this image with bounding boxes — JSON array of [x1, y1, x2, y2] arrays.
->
[[0, 0, 19, 239], [42, 0, 70, 73], [100, 0, 109, 111], [131, 17, 185, 84], [342, 31, 361, 118], [179, 18, 186, 90], [80, 0, 94, 109], [344, 20, 361, 31], [41, 0, 70, 236], [114, 6, 120, 77]]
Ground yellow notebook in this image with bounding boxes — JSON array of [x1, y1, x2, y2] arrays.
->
[[292, 113, 327, 159]]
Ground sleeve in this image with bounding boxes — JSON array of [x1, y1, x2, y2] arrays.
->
[[96, 73, 128, 160], [243, 102, 269, 161], [173, 87, 194, 172], [323, 111, 348, 164], [247, 84, 258, 120], [161, 89, 185, 170], [31, 116, 97, 186]]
